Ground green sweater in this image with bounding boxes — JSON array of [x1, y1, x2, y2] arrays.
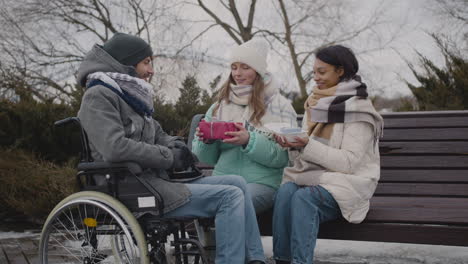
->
[[192, 106, 289, 189]]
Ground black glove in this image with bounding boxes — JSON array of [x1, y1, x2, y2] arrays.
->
[[167, 137, 186, 148], [169, 141, 194, 171]]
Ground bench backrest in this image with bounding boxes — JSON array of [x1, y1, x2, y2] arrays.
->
[[188, 111, 468, 246], [373, 111, 468, 225], [320, 110, 468, 246]]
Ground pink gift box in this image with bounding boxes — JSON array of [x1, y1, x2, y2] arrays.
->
[[199, 120, 242, 140]]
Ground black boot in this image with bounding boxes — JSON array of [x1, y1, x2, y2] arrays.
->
[[275, 260, 290, 264], [248, 261, 265, 264]]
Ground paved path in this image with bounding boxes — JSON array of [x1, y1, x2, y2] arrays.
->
[[0, 233, 354, 264], [0, 233, 40, 264]]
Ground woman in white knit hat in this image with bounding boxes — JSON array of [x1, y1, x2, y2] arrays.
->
[[192, 38, 297, 215]]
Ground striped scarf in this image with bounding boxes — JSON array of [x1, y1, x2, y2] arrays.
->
[[305, 76, 383, 144], [86, 72, 154, 117]]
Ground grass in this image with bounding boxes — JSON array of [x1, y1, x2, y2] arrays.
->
[[0, 148, 77, 223]]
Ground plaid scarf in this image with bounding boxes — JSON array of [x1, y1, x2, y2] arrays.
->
[[305, 76, 383, 144], [86, 72, 154, 117]]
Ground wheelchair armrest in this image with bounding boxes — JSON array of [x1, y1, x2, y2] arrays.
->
[[77, 161, 143, 175]]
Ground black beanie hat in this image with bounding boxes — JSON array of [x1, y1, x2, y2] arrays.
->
[[102, 32, 153, 66]]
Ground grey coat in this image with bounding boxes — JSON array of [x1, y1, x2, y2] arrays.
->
[[77, 45, 191, 214]]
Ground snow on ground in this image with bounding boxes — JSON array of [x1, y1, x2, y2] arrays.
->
[[1, 231, 466, 263], [0, 230, 40, 240], [261, 237, 468, 264]]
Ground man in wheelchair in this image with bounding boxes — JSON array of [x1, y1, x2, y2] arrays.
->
[[73, 32, 266, 264]]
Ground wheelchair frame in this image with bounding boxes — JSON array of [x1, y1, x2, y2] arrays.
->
[[38, 117, 211, 264]]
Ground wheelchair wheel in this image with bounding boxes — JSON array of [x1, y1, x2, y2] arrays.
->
[[39, 191, 149, 264]]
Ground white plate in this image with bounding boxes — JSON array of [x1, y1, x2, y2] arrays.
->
[[264, 122, 308, 142]]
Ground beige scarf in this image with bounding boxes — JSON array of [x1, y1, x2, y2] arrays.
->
[[304, 77, 383, 144]]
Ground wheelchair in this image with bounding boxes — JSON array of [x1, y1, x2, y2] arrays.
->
[[38, 117, 212, 264]]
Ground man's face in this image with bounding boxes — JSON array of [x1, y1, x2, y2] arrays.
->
[[135, 56, 154, 82]]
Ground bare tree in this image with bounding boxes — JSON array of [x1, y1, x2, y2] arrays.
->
[[188, 0, 402, 98], [431, 0, 468, 48], [0, 0, 175, 103], [434, 0, 468, 24], [196, 0, 258, 44]]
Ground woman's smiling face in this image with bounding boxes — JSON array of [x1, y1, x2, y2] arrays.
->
[[313, 58, 344, 89], [231, 62, 258, 85]]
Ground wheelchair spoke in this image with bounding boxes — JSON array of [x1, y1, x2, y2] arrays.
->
[[54, 207, 79, 240], [48, 231, 89, 261], [64, 207, 82, 242], [40, 197, 145, 264], [50, 211, 89, 258]]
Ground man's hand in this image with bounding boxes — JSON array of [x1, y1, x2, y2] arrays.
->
[[170, 144, 193, 171]]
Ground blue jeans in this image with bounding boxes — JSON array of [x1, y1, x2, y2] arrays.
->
[[164, 175, 265, 264], [272, 182, 341, 264], [247, 183, 276, 214]]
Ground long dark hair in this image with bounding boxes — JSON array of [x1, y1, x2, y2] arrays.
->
[[315, 45, 359, 81]]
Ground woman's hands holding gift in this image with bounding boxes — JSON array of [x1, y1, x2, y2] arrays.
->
[[196, 127, 215, 144], [223, 123, 250, 146], [196, 121, 247, 145]]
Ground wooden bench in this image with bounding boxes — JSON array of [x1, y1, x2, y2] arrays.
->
[[188, 110, 468, 247]]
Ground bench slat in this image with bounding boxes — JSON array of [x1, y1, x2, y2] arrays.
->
[[383, 116, 468, 128], [367, 207, 468, 225], [367, 197, 468, 225], [317, 222, 468, 246], [375, 183, 468, 197], [380, 141, 468, 154], [381, 169, 468, 183], [382, 128, 468, 141], [381, 156, 468, 168], [371, 196, 468, 208], [257, 215, 468, 246], [381, 110, 468, 118], [198, 156, 468, 170]]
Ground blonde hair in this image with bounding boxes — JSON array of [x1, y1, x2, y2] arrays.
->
[[213, 74, 266, 126]]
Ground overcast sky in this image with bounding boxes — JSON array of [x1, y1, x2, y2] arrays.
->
[[153, 0, 464, 101]]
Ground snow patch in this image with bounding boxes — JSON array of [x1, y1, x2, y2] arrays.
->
[[261, 237, 468, 264], [0, 230, 40, 239]]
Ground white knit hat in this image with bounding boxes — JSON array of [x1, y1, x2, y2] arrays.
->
[[227, 38, 269, 77]]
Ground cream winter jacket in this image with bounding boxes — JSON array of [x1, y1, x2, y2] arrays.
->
[[283, 118, 380, 223]]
